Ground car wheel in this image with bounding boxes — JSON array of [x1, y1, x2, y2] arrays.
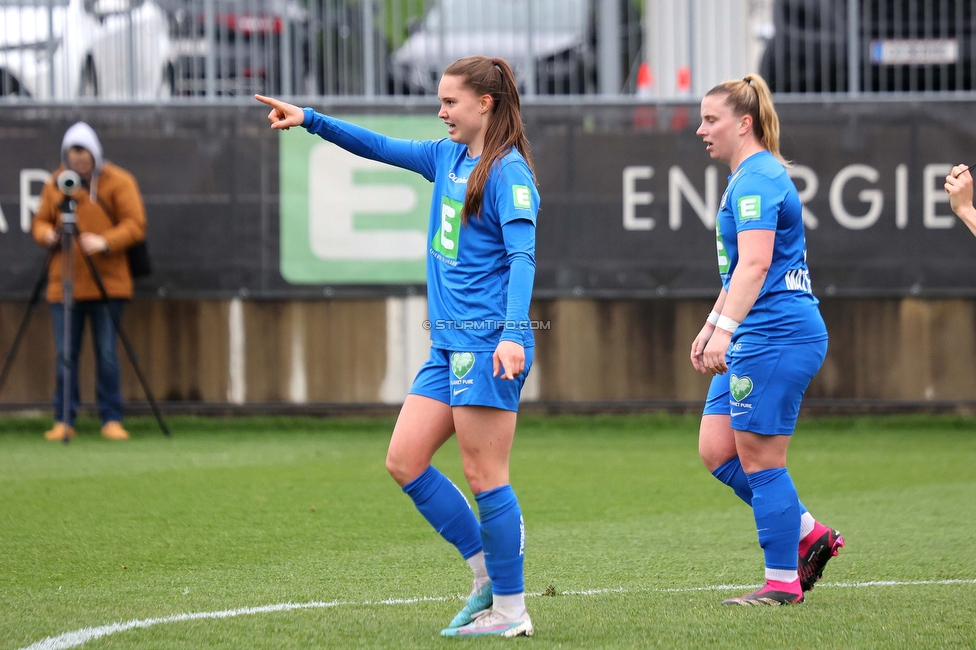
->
[[159, 63, 175, 99], [79, 58, 98, 98], [0, 70, 24, 96]]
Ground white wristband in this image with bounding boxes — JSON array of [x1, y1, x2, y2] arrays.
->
[[715, 315, 740, 333], [706, 310, 720, 326]]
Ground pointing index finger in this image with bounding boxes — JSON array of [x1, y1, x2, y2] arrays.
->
[[253, 94, 283, 110]]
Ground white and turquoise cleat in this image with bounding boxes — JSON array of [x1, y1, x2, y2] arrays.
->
[[447, 579, 493, 629], [441, 609, 534, 638]]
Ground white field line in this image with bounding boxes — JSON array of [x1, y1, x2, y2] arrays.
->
[[20, 579, 976, 650]]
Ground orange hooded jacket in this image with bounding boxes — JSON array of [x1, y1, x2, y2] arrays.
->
[[32, 123, 146, 303]]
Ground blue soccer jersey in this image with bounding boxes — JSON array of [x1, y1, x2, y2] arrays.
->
[[715, 151, 827, 344], [301, 110, 539, 352]]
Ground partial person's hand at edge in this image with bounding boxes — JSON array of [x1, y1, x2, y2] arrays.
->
[[945, 164, 975, 218], [254, 94, 305, 131]]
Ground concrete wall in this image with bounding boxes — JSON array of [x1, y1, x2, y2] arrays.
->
[[1, 297, 974, 406]]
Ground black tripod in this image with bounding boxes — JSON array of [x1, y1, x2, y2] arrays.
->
[[0, 176, 169, 441]]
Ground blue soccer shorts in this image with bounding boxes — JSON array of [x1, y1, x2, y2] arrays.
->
[[703, 339, 828, 435], [409, 346, 534, 412]]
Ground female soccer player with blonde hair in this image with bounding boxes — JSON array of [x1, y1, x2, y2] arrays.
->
[[691, 74, 843, 605]]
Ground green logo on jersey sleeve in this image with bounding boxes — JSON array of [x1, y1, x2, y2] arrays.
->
[[432, 195, 464, 260], [736, 195, 761, 222], [512, 185, 532, 210]]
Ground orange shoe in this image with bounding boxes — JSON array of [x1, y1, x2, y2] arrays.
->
[[44, 423, 76, 441], [101, 421, 130, 440]]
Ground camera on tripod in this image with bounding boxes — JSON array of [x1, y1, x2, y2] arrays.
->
[[56, 170, 82, 195], [56, 170, 82, 226]]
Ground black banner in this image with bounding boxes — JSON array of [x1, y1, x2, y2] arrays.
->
[[1, 101, 975, 299]]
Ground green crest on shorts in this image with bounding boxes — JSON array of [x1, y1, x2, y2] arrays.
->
[[451, 352, 475, 379], [729, 374, 754, 402]]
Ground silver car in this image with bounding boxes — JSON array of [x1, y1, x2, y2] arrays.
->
[[389, 0, 592, 95]]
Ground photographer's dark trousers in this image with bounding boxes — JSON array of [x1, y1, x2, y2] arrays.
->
[[50, 300, 125, 427]]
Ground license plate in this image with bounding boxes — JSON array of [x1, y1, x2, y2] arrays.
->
[[171, 38, 209, 56], [871, 39, 958, 65]]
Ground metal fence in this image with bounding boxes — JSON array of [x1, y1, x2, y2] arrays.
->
[[0, 0, 645, 101], [2, 0, 975, 103], [760, 0, 976, 94]]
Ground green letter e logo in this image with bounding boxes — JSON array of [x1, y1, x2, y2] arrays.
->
[[737, 195, 761, 222], [432, 196, 463, 260]]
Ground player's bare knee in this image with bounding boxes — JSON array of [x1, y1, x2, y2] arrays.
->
[[385, 450, 422, 486], [462, 469, 482, 494], [462, 465, 495, 495], [698, 441, 725, 473], [463, 464, 509, 495]]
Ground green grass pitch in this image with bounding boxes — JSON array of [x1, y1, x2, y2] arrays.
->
[[1, 413, 974, 648]]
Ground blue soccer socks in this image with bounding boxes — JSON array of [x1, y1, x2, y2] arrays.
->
[[713, 456, 809, 516], [746, 467, 801, 572], [402, 466, 483, 560], [466, 551, 489, 582], [475, 485, 525, 596], [403, 473, 526, 608], [712, 456, 754, 505]]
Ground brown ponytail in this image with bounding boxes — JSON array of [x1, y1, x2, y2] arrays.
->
[[443, 55, 536, 224], [705, 73, 789, 166]]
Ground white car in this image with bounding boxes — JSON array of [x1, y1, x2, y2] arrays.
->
[[0, 0, 174, 100], [389, 0, 593, 95]]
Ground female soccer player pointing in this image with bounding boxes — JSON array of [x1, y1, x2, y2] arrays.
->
[[691, 75, 843, 605], [256, 55, 538, 637]]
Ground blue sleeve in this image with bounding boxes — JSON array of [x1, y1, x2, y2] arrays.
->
[[302, 108, 440, 182], [491, 159, 539, 227], [488, 158, 538, 344], [730, 173, 785, 232], [500, 218, 536, 344]]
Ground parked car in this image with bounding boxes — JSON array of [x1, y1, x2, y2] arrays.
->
[[760, 0, 975, 93], [388, 0, 593, 95], [0, 0, 306, 100], [159, 0, 308, 96], [0, 0, 174, 99]]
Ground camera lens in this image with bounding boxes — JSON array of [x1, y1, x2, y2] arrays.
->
[[57, 170, 82, 195]]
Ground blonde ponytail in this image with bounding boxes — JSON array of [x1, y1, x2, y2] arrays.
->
[[706, 73, 789, 166]]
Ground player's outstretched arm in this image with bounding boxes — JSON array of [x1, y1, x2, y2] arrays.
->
[[945, 164, 976, 237], [256, 93, 438, 180], [254, 94, 305, 131]]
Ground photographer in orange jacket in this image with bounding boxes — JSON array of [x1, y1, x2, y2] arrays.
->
[[32, 122, 146, 441]]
